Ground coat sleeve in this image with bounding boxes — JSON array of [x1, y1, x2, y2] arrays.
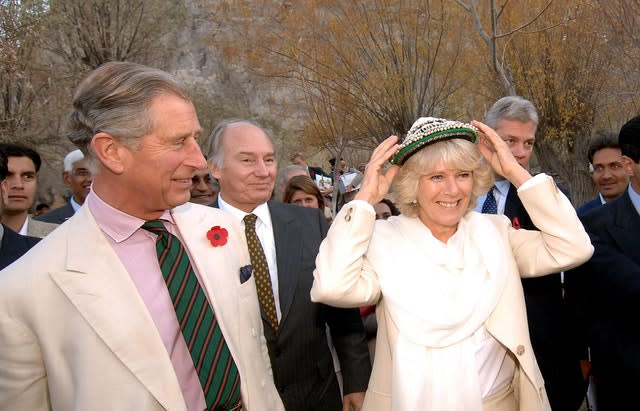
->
[[507, 174, 594, 276], [0, 273, 50, 411], [310, 201, 381, 308]]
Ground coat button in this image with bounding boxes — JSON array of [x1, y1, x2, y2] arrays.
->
[[516, 345, 525, 355], [345, 214, 351, 222]]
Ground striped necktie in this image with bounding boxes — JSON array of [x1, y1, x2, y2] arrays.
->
[[243, 213, 279, 331], [142, 220, 241, 410], [481, 186, 498, 214]]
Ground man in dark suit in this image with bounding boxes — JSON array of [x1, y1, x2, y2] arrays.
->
[[0, 151, 40, 270], [35, 149, 92, 224], [206, 119, 371, 411], [576, 131, 629, 216], [567, 115, 640, 410], [476, 96, 586, 410]]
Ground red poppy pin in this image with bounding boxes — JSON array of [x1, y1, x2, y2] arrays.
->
[[512, 217, 521, 230], [207, 226, 228, 247]]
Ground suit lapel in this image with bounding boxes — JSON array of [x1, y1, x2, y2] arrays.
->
[[171, 203, 241, 350], [50, 206, 185, 411], [504, 184, 534, 230], [268, 202, 300, 327]]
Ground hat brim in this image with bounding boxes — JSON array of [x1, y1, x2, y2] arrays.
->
[[390, 128, 477, 166]]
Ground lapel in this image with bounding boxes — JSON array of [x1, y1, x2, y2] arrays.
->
[[268, 201, 300, 327], [610, 192, 640, 262], [503, 184, 534, 230], [171, 203, 241, 351], [49, 206, 185, 411]]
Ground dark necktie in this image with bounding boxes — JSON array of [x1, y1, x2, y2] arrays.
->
[[482, 186, 498, 214], [243, 214, 279, 331], [142, 220, 241, 410]]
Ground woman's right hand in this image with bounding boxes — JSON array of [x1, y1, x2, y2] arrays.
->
[[354, 135, 400, 205]]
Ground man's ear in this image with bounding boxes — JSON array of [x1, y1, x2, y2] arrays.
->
[[62, 171, 71, 187], [91, 132, 128, 174], [208, 160, 221, 180], [622, 155, 635, 177]]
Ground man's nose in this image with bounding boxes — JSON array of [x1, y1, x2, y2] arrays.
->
[[185, 138, 207, 169], [254, 160, 270, 176]]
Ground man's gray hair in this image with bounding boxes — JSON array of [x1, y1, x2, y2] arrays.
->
[[67, 61, 192, 168], [204, 119, 275, 169], [484, 96, 539, 129]]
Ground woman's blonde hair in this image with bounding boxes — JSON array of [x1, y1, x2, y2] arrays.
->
[[393, 139, 494, 217]]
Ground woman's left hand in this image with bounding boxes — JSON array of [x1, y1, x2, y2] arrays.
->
[[354, 135, 400, 205], [472, 120, 532, 188]]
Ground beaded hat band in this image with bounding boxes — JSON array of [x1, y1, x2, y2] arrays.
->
[[390, 117, 478, 165]]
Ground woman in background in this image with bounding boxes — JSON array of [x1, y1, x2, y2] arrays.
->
[[283, 175, 333, 223]]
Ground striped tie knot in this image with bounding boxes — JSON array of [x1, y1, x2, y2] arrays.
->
[[141, 219, 168, 235]]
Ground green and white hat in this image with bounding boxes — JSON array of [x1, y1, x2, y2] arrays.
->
[[390, 117, 478, 166]]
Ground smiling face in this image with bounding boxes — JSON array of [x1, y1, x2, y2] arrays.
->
[[64, 159, 92, 205], [113, 94, 206, 219], [2, 156, 37, 215], [210, 123, 277, 212], [591, 147, 628, 202], [416, 162, 473, 242], [190, 167, 217, 205]]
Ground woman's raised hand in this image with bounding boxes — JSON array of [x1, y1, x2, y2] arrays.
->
[[472, 120, 532, 188], [355, 135, 400, 205]]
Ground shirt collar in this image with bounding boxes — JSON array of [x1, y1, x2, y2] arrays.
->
[[70, 195, 82, 212], [86, 191, 174, 243], [217, 194, 272, 229], [493, 179, 511, 198]]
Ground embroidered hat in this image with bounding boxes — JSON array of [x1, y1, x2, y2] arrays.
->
[[390, 117, 478, 165]]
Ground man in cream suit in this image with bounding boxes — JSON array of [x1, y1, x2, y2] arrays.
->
[[0, 62, 283, 411]]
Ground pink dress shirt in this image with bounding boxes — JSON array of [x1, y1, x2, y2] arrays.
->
[[87, 191, 206, 410]]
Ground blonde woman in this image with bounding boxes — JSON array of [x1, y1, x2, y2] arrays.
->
[[310, 117, 593, 411]]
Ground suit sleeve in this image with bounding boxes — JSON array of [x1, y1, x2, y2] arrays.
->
[[578, 223, 640, 313], [312, 206, 372, 395], [0, 291, 50, 410], [311, 201, 382, 307], [507, 174, 593, 276]]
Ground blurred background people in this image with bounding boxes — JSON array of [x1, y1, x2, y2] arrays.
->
[[577, 130, 629, 216], [282, 174, 332, 223], [35, 149, 92, 224], [373, 198, 400, 221], [189, 167, 218, 205], [0, 143, 57, 237], [0, 150, 41, 270], [34, 203, 50, 216], [274, 163, 309, 201], [566, 115, 640, 411]]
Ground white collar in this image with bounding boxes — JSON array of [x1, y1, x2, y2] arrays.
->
[[217, 195, 272, 229]]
